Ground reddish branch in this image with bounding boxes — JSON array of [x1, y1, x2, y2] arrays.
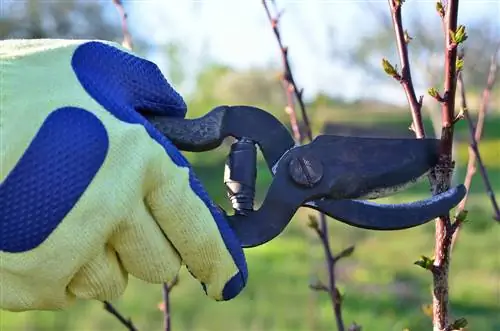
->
[[387, 0, 426, 138], [262, 1, 355, 330], [387, 1, 468, 330], [159, 277, 179, 331], [430, 2, 461, 330], [262, 0, 312, 143], [112, 0, 134, 50]]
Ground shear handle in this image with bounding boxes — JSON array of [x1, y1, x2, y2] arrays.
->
[[143, 105, 295, 169]]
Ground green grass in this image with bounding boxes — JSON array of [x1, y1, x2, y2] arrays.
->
[[2, 111, 499, 331]]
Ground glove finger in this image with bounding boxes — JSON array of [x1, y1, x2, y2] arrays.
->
[[68, 244, 127, 301], [146, 156, 247, 301], [110, 204, 182, 284], [71, 41, 187, 118]]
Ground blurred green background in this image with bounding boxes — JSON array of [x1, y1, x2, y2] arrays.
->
[[1, 1, 499, 330]]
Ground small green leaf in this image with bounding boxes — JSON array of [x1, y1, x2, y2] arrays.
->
[[435, 1, 444, 16], [450, 317, 468, 329], [414, 255, 434, 270], [456, 58, 464, 72], [452, 25, 468, 44], [382, 58, 398, 77], [428, 87, 439, 98], [456, 209, 469, 223], [449, 30, 457, 44]]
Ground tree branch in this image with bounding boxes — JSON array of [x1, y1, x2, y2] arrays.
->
[[387, 0, 426, 138], [112, 0, 134, 50], [431, 3, 461, 329], [262, 1, 354, 330], [262, 0, 312, 143], [159, 277, 179, 331], [103, 301, 139, 331], [386, 1, 468, 330]]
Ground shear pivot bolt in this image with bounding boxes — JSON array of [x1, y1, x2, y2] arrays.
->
[[288, 156, 323, 188]]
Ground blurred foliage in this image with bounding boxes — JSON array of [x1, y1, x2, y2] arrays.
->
[[0, 0, 118, 40], [186, 63, 287, 119]]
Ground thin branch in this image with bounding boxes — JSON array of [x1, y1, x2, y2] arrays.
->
[[261, 2, 301, 142], [112, 0, 134, 50], [472, 47, 500, 222], [263, 0, 312, 142], [159, 277, 179, 331], [262, 1, 353, 330], [317, 222, 345, 331], [309, 216, 355, 331], [103, 301, 139, 331], [452, 47, 500, 241], [387, 1, 464, 330], [387, 0, 426, 138]]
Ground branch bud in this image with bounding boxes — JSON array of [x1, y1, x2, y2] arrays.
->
[[307, 215, 319, 230], [456, 57, 464, 72], [450, 25, 468, 45], [428, 87, 439, 98], [427, 87, 444, 102], [404, 30, 413, 44], [435, 1, 445, 18], [334, 245, 355, 262], [455, 209, 469, 223], [450, 317, 468, 329], [382, 58, 400, 79], [414, 255, 435, 270]]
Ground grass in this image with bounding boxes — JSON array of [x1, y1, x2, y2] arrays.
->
[[1, 110, 499, 331]]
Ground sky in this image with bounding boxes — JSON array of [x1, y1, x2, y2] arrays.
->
[[121, 0, 500, 104]]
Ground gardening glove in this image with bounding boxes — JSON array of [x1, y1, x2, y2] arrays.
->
[[0, 39, 248, 312]]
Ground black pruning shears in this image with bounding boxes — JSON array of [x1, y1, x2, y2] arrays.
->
[[143, 105, 466, 248]]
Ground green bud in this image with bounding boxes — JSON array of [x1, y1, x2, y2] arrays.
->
[[414, 255, 434, 270], [456, 209, 469, 223], [382, 58, 398, 77], [435, 1, 444, 17], [450, 317, 468, 329], [456, 58, 464, 72], [451, 25, 468, 45], [427, 87, 439, 98]]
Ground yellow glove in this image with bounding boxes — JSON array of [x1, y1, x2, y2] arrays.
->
[[0, 39, 247, 311]]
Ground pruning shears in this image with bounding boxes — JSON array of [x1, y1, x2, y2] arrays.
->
[[143, 105, 466, 248]]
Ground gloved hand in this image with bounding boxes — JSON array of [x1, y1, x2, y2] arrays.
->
[[0, 39, 247, 311]]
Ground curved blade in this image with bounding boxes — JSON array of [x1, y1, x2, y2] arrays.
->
[[300, 135, 440, 199], [305, 184, 467, 230]]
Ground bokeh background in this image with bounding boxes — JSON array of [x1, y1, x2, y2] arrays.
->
[[1, 1, 499, 330]]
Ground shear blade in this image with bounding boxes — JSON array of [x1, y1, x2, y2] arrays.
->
[[306, 184, 466, 230], [301, 135, 440, 199]]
